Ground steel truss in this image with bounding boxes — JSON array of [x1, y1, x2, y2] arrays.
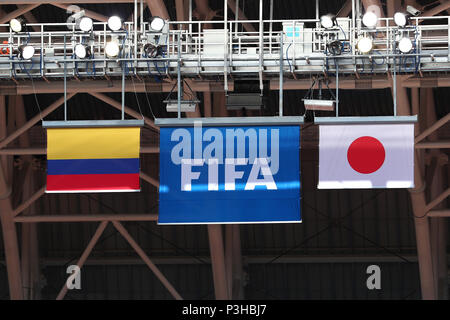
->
[[0, 16, 449, 81], [0, 0, 449, 302]]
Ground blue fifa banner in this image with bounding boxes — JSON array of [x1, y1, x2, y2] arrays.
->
[[158, 124, 301, 224]]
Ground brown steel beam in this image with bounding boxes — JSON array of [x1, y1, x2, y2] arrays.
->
[[0, 80, 233, 95], [227, 0, 256, 33], [416, 141, 450, 149], [15, 214, 158, 223], [51, 3, 109, 22], [424, 87, 448, 299], [0, 96, 23, 300], [22, 8, 40, 32], [0, 4, 40, 24], [425, 188, 450, 212], [421, 2, 450, 17], [13, 186, 45, 218], [89, 92, 159, 132], [337, 0, 353, 17], [428, 210, 450, 217], [139, 171, 159, 188], [145, 0, 170, 20], [207, 224, 229, 300], [415, 113, 450, 143], [56, 221, 108, 300], [15, 94, 40, 299], [0, 155, 23, 300], [112, 221, 183, 300], [0, 93, 76, 150], [397, 76, 436, 300]]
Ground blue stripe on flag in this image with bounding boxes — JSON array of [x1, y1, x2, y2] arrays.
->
[[48, 158, 140, 175]]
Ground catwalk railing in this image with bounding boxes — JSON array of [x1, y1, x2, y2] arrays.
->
[[0, 16, 449, 80]]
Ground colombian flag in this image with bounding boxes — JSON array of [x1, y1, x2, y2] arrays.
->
[[46, 127, 141, 193]]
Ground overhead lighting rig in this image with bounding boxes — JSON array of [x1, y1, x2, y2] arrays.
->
[[302, 77, 335, 112]]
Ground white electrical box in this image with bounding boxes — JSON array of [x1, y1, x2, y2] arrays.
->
[[203, 29, 228, 57], [282, 22, 312, 59]]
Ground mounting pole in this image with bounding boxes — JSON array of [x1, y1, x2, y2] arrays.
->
[[64, 34, 67, 121], [259, 0, 263, 95], [177, 34, 181, 118], [121, 66, 125, 120], [316, 0, 320, 28], [134, 0, 138, 71], [224, 0, 228, 93], [279, 32, 283, 117], [336, 61, 339, 117], [393, 38, 397, 116]]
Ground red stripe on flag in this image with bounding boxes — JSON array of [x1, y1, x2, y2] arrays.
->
[[46, 173, 140, 192]]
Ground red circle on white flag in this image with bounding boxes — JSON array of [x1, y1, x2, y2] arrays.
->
[[347, 136, 385, 174]]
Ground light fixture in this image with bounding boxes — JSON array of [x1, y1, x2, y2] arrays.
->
[[74, 44, 91, 58], [226, 93, 264, 110], [303, 99, 335, 111], [18, 45, 35, 59], [164, 100, 199, 112], [362, 11, 378, 28], [357, 36, 373, 54], [79, 16, 93, 32], [105, 40, 120, 57], [144, 43, 160, 58], [149, 16, 165, 32], [302, 78, 335, 112], [327, 40, 343, 55], [320, 14, 336, 29], [394, 12, 409, 27], [398, 37, 413, 53], [108, 16, 122, 31], [406, 5, 421, 16], [10, 18, 25, 33]]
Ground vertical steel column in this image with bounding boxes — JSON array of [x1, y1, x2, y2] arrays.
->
[[177, 34, 182, 118], [258, 0, 263, 94], [207, 225, 229, 300], [279, 32, 283, 116], [231, 225, 244, 299], [16, 95, 40, 300], [425, 88, 448, 300], [396, 76, 436, 300], [64, 35, 67, 121], [0, 96, 23, 300], [224, 0, 228, 93], [316, 0, 320, 28], [134, 0, 138, 69]]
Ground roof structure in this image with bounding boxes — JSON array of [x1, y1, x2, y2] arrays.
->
[[0, 0, 449, 300]]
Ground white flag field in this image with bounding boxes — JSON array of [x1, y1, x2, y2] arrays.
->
[[318, 124, 415, 189]]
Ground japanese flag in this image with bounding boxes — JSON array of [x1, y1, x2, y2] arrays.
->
[[318, 124, 414, 189]]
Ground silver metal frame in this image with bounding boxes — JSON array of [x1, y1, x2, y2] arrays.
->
[[42, 119, 145, 128], [155, 116, 304, 127]]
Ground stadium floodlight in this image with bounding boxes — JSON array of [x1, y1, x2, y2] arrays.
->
[[362, 11, 378, 28], [10, 18, 25, 33], [406, 5, 421, 16], [398, 37, 413, 53], [394, 12, 408, 27], [105, 40, 120, 57], [357, 36, 373, 54], [108, 16, 122, 31], [79, 17, 93, 32], [74, 44, 91, 58], [320, 14, 336, 29], [149, 16, 165, 32], [18, 45, 35, 59]]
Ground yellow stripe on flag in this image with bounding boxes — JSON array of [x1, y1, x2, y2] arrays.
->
[[47, 127, 141, 160]]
